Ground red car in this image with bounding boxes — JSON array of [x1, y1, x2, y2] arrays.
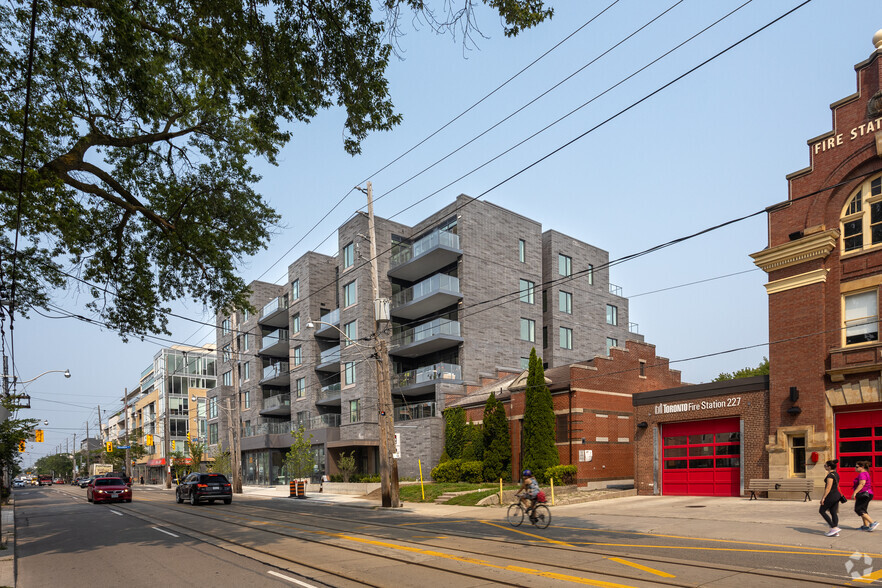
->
[[87, 477, 132, 504]]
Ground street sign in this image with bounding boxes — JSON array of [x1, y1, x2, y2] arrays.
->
[[117, 445, 131, 449]]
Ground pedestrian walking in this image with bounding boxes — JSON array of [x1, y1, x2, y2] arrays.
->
[[820, 460, 843, 536], [853, 460, 879, 531]]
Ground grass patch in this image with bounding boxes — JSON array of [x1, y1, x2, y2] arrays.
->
[[445, 486, 519, 506], [399, 482, 519, 503]]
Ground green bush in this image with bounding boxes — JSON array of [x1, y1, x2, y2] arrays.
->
[[431, 459, 462, 482], [460, 460, 484, 483], [544, 465, 577, 485]]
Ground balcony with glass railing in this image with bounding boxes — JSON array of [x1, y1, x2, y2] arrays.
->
[[259, 294, 289, 327], [245, 420, 294, 437], [394, 401, 437, 422], [629, 322, 639, 334], [260, 328, 289, 357], [388, 228, 462, 281], [316, 382, 342, 406], [390, 318, 463, 358], [260, 361, 290, 386], [313, 308, 340, 339], [309, 413, 341, 430], [390, 274, 462, 320], [316, 345, 342, 372], [260, 393, 291, 416], [609, 283, 623, 297], [392, 362, 462, 394]]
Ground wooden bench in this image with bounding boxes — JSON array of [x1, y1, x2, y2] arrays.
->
[[748, 478, 814, 501]]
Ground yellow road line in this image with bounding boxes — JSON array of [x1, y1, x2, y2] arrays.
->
[[480, 520, 573, 546], [571, 542, 863, 557], [607, 557, 675, 578], [854, 568, 882, 584]]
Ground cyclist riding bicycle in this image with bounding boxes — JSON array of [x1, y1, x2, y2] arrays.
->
[[517, 469, 540, 522]]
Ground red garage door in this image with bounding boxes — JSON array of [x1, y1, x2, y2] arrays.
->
[[662, 417, 741, 497], [835, 410, 882, 499]]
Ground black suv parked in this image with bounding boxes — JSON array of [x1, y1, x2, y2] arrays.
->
[[176, 473, 232, 505]]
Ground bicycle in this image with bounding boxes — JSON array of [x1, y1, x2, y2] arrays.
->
[[507, 494, 551, 529]]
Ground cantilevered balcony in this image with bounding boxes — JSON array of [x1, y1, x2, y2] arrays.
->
[[313, 308, 340, 339], [259, 294, 289, 328], [260, 328, 289, 357], [394, 401, 436, 422], [309, 413, 341, 430], [259, 393, 291, 417], [390, 318, 463, 358], [316, 382, 341, 406], [388, 228, 462, 281], [392, 362, 462, 395], [260, 361, 290, 386], [316, 345, 341, 372], [390, 274, 462, 320]]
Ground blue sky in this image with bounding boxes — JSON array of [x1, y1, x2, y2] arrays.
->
[[14, 0, 882, 464]]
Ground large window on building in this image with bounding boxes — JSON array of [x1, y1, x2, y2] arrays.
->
[[242, 362, 250, 381], [293, 346, 302, 366], [520, 318, 535, 342], [221, 319, 231, 335], [558, 254, 572, 277], [606, 304, 618, 326], [343, 320, 357, 347], [560, 327, 573, 350], [343, 362, 356, 386], [208, 423, 218, 445], [208, 397, 217, 419], [291, 279, 300, 300], [349, 399, 360, 423], [606, 337, 618, 355], [519, 279, 535, 304], [343, 241, 355, 269], [343, 280, 357, 307], [842, 176, 882, 252], [295, 377, 305, 398], [222, 344, 231, 363], [559, 291, 572, 314], [518, 239, 526, 262], [244, 390, 250, 409], [844, 290, 879, 345], [222, 371, 232, 386], [789, 435, 806, 477], [292, 313, 300, 334]]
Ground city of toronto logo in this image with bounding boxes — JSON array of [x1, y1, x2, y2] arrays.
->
[[845, 552, 874, 579]]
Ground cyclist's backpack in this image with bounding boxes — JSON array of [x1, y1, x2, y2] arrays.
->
[[536, 490, 546, 503]]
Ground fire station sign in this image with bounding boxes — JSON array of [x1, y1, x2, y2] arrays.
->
[[654, 396, 742, 415]]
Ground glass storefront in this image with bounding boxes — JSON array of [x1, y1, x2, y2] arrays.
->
[[242, 446, 326, 485]]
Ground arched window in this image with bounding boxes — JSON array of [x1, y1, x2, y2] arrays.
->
[[842, 175, 882, 252]]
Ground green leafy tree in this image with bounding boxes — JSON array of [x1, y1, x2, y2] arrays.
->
[[187, 439, 206, 473], [285, 426, 314, 481], [0, 0, 550, 339], [522, 348, 558, 482], [104, 433, 148, 473], [0, 398, 37, 498], [443, 406, 467, 460], [461, 421, 483, 462], [34, 453, 73, 479], [209, 448, 231, 476], [337, 451, 357, 483], [169, 449, 188, 482], [482, 391, 511, 482], [713, 357, 770, 382]]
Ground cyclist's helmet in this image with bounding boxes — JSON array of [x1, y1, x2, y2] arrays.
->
[[522, 469, 532, 478]]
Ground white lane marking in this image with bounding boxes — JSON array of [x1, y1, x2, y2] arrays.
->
[[152, 526, 179, 538], [267, 570, 318, 587], [108, 509, 123, 516]]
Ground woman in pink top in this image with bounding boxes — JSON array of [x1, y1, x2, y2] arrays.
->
[[853, 461, 879, 532]]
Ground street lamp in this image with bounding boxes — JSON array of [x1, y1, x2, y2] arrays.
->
[[0, 368, 70, 385], [306, 319, 400, 507]]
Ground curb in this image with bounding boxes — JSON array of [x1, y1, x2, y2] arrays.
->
[[0, 494, 15, 588]]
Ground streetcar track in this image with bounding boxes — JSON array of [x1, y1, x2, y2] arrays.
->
[[68, 488, 854, 587]]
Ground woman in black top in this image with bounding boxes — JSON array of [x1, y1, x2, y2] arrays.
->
[[820, 459, 843, 537]]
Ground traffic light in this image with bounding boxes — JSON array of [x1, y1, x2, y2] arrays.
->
[[105, 441, 113, 452], [18, 440, 25, 452], [145, 434, 153, 446], [171, 440, 176, 450], [35, 429, 44, 442], [186, 431, 191, 442]]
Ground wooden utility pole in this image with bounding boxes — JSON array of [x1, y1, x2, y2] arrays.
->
[[85, 420, 91, 473], [230, 316, 243, 493], [365, 181, 399, 508], [164, 355, 172, 489], [124, 387, 131, 480]]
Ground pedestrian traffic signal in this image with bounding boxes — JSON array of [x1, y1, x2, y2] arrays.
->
[[35, 429, 44, 442], [145, 434, 153, 446], [18, 440, 25, 452], [105, 441, 113, 452]]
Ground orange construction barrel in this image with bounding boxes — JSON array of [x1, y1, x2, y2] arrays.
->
[[289, 480, 297, 497], [296, 480, 306, 499]]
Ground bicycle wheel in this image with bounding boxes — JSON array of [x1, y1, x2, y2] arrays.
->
[[532, 504, 551, 529], [507, 503, 525, 527]]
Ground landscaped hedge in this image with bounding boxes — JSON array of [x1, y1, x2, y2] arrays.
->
[[543, 465, 577, 485], [431, 459, 484, 482]]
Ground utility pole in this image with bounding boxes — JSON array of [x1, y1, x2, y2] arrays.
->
[[124, 387, 131, 480], [164, 354, 172, 489], [230, 314, 242, 493], [364, 181, 399, 508], [85, 420, 91, 473], [72, 433, 76, 477]]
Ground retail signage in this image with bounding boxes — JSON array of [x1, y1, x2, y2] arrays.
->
[[813, 117, 882, 155], [654, 396, 742, 415]]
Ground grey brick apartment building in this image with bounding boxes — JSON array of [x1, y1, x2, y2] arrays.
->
[[206, 194, 642, 485]]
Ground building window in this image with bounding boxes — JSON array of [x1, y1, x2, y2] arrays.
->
[[293, 346, 302, 366], [242, 308, 250, 322], [242, 362, 250, 381], [520, 318, 535, 342], [222, 344, 231, 363], [244, 390, 250, 409], [606, 304, 618, 326], [560, 327, 573, 350], [844, 290, 879, 345], [242, 332, 249, 351], [559, 291, 572, 314], [542, 326, 548, 349], [343, 362, 356, 386], [588, 264, 594, 285], [291, 279, 300, 300], [208, 397, 217, 419], [343, 280, 357, 307], [343, 241, 355, 269], [842, 176, 882, 252], [297, 411, 309, 430], [343, 320, 357, 347], [542, 290, 547, 312], [222, 371, 232, 386], [244, 420, 252, 437], [555, 414, 569, 443], [558, 254, 572, 277], [221, 319, 231, 335], [639, 360, 646, 377], [208, 423, 218, 445], [349, 399, 360, 423], [295, 377, 305, 398], [606, 337, 618, 355], [519, 279, 535, 304], [518, 239, 526, 262], [520, 357, 529, 370], [292, 314, 300, 334], [790, 435, 806, 476]]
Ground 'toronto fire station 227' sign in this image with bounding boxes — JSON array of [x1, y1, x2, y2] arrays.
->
[[654, 396, 742, 415]]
